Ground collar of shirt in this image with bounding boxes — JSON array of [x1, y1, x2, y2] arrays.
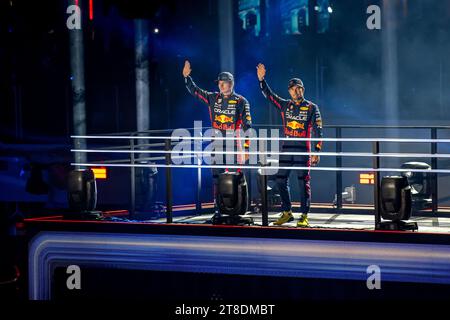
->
[[220, 91, 236, 99], [289, 98, 306, 108]]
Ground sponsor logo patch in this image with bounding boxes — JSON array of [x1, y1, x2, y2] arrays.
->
[[215, 115, 234, 123], [286, 121, 305, 130]]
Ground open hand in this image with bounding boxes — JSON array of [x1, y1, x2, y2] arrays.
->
[[183, 60, 192, 78], [311, 155, 320, 166], [256, 63, 266, 81]]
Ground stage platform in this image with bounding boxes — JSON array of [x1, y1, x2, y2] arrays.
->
[[59, 201, 450, 233], [24, 204, 450, 233], [24, 205, 450, 301], [147, 211, 450, 233]]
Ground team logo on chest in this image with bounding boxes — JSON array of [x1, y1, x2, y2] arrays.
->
[[212, 96, 239, 129], [215, 114, 234, 123], [286, 121, 304, 130], [214, 107, 236, 115], [286, 109, 307, 122]]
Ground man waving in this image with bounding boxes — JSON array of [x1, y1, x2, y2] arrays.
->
[[183, 60, 252, 222], [257, 63, 323, 227]]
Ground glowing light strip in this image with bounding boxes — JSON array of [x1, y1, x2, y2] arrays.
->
[[71, 162, 450, 173], [71, 135, 450, 143], [91, 167, 107, 179], [29, 232, 450, 299], [89, 0, 93, 20], [71, 149, 450, 158]]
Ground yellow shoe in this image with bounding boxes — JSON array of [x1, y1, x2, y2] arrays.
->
[[297, 214, 310, 228], [274, 210, 294, 226]]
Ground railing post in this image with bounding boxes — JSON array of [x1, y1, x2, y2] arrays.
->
[[260, 139, 269, 227], [194, 129, 203, 215], [130, 138, 136, 217], [165, 138, 173, 223], [431, 128, 438, 214], [336, 127, 342, 211], [373, 141, 381, 229], [248, 169, 253, 212], [196, 157, 202, 215]]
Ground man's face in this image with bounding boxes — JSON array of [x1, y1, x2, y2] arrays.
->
[[218, 80, 233, 95], [288, 85, 304, 101]]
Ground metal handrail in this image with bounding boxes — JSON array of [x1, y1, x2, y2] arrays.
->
[[71, 125, 450, 223]]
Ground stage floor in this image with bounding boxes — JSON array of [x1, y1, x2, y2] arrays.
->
[[26, 209, 450, 300], [138, 211, 450, 233]]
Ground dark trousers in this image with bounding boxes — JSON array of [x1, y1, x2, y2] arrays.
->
[[276, 146, 311, 214]]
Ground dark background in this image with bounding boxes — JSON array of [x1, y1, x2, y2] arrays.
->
[[1, 0, 450, 209]]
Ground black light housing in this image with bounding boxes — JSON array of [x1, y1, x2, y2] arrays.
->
[[378, 175, 417, 231], [256, 161, 281, 210], [67, 169, 101, 219], [401, 162, 432, 210], [214, 171, 252, 225]]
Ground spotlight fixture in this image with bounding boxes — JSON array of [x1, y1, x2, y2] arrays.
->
[[256, 159, 281, 209], [377, 176, 417, 231], [333, 185, 356, 207], [401, 162, 432, 210], [214, 171, 253, 225], [67, 169, 102, 220]]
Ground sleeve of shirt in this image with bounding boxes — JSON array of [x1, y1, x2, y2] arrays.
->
[[239, 97, 252, 149], [259, 79, 289, 111], [311, 104, 323, 152], [185, 76, 212, 105]]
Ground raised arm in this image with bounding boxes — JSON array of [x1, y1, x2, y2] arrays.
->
[[183, 60, 212, 105], [256, 63, 289, 110]]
